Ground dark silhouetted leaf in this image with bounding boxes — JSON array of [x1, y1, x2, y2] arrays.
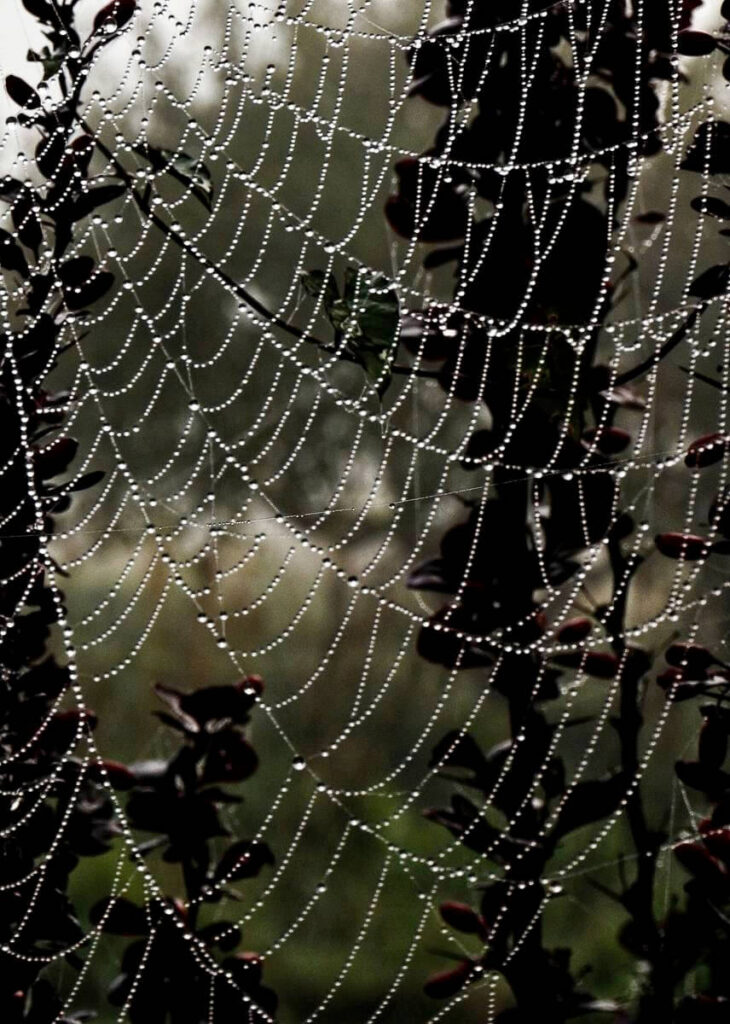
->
[[691, 195, 730, 220], [59, 256, 96, 288], [0, 228, 29, 276], [22, 0, 57, 18], [699, 709, 730, 768], [0, 176, 23, 200], [423, 244, 462, 269], [584, 651, 620, 678], [634, 210, 665, 224], [554, 773, 628, 838], [36, 132, 66, 179], [198, 921, 242, 951], [689, 264, 730, 300], [93, 0, 136, 33], [36, 437, 78, 480], [154, 680, 258, 734], [675, 760, 730, 798], [202, 729, 258, 784], [68, 470, 105, 492], [89, 896, 148, 935], [5, 74, 40, 109], [12, 191, 42, 252], [64, 271, 115, 310], [71, 184, 127, 222], [677, 30, 717, 55], [682, 121, 730, 175], [429, 730, 491, 786]]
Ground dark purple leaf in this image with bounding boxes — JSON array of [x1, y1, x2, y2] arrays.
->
[[424, 959, 473, 998], [674, 839, 729, 889], [556, 617, 593, 643], [685, 432, 729, 468], [655, 532, 711, 560], [439, 901, 485, 936], [96, 759, 136, 790], [702, 826, 730, 867], [666, 643, 715, 673]]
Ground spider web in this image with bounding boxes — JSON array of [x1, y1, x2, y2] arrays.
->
[[2, 0, 729, 1020]]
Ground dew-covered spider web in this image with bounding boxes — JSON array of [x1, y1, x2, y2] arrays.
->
[[2, 0, 730, 1020]]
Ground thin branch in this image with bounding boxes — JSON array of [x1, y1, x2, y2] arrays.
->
[[614, 304, 707, 387], [81, 121, 439, 380], [679, 365, 727, 391]]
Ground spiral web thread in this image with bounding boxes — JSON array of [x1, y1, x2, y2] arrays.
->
[[1, 0, 729, 1020]]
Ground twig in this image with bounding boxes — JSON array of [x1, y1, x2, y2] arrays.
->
[[81, 121, 439, 380], [679, 365, 727, 391], [614, 305, 706, 387]]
